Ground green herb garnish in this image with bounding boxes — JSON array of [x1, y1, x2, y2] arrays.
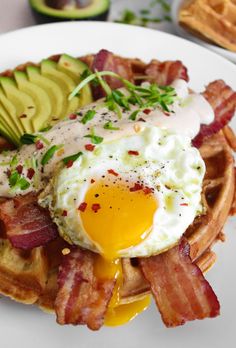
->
[[41, 145, 63, 166], [81, 110, 96, 125], [40, 125, 52, 132], [84, 134, 103, 145], [9, 171, 30, 191], [103, 121, 120, 130], [69, 70, 177, 117], [10, 155, 18, 168], [20, 133, 37, 145], [115, 9, 137, 25], [20, 133, 50, 146], [129, 110, 140, 121], [62, 151, 83, 165]]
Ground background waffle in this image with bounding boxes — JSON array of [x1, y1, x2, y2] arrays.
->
[[179, 0, 236, 52]]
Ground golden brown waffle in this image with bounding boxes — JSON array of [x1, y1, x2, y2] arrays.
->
[[0, 127, 232, 312], [0, 56, 235, 314], [179, 0, 236, 52], [0, 129, 235, 310]]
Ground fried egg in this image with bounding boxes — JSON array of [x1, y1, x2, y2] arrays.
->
[[40, 125, 205, 260]]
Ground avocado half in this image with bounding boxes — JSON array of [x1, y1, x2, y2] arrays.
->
[[29, 0, 110, 23]]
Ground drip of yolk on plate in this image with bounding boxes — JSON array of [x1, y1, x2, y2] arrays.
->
[[80, 179, 157, 326]]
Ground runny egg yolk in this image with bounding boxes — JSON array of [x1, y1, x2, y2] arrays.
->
[[80, 179, 158, 260], [80, 179, 157, 325], [94, 254, 151, 326]]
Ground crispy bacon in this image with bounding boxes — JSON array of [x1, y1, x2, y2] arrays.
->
[[145, 59, 189, 85], [193, 80, 236, 147], [0, 193, 58, 249], [55, 248, 115, 330], [140, 238, 220, 327], [92, 49, 134, 99]]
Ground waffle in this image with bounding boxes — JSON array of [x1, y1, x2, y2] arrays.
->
[[179, 0, 236, 52], [0, 54, 235, 316], [0, 125, 234, 312]]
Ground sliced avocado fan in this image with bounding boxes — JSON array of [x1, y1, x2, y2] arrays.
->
[[0, 54, 93, 146]]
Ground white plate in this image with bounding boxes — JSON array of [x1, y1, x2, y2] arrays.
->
[[0, 21, 236, 348], [171, 0, 236, 64]]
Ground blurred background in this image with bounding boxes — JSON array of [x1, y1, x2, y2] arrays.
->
[[0, 0, 173, 34]]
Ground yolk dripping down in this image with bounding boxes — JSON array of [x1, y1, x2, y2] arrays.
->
[[94, 254, 151, 326], [81, 179, 158, 260], [80, 179, 157, 325]]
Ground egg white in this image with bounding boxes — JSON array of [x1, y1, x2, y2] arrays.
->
[[39, 126, 205, 258]]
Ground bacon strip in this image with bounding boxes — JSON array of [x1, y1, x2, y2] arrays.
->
[[139, 238, 220, 327], [55, 248, 115, 330], [144, 59, 189, 85], [0, 193, 58, 249], [193, 80, 236, 147], [91, 49, 134, 99]]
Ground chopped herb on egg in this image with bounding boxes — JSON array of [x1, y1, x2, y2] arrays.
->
[[81, 110, 96, 124], [84, 128, 103, 145], [129, 110, 140, 121], [103, 121, 120, 130], [62, 151, 83, 166], [9, 170, 30, 191], [41, 145, 64, 166], [10, 155, 18, 168]]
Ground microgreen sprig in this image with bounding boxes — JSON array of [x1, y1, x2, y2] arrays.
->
[[69, 70, 177, 119]]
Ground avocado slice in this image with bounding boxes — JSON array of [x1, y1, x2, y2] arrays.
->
[[41, 59, 80, 120], [29, 0, 109, 23], [26, 65, 65, 122], [0, 54, 92, 146], [14, 71, 52, 132], [0, 102, 20, 146], [58, 54, 93, 108], [0, 82, 28, 135]]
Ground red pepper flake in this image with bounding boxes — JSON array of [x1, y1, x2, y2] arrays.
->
[[85, 144, 95, 151], [143, 109, 151, 115], [138, 118, 146, 122], [19, 114, 27, 119], [35, 140, 44, 150], [92, 203, 101, 213], [107, 169, 119, 177], [78, 202, 87, 212], [164, 111, 170, 117], [90, 178, 95, 184], [128, 150, 139, 156], [69, 113, 77, 120], [143, 187, 153, 195], [27, 168, 35, 180], [130, 183, 143, 192], [6, 169, 11, 178], [180, 203, 188, 206], [16, 165, 23, 174], [66, 159, 74, 168], [62, 210, 68, 216]]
